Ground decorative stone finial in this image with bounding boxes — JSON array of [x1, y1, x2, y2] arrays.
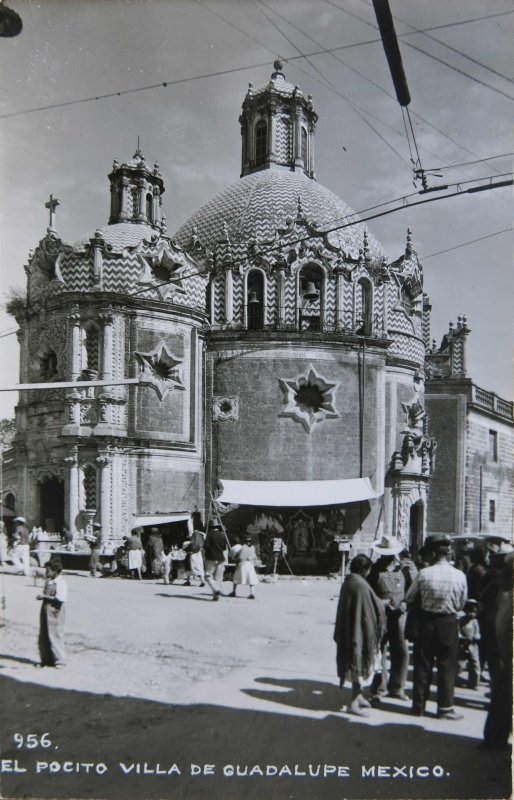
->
[[161, 214, 167, 233], [273, 58, 283, 73], [113, 157, 119, 170], [405, 227, 413, 257], [449, 321, 454, 332], [363, 230, 370, 260], [462, 315, 468, 329]]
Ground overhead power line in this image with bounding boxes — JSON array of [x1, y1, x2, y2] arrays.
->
[[254, 0, 409, 164], [425, 152, 514, 173], [402, 41, 514, 103], [421, 229, 511, 261]]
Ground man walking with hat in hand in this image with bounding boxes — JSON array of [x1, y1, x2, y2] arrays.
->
[[368, 535, 411, 703], [406, 534, 467, 720], [203, 520, 227, 601]]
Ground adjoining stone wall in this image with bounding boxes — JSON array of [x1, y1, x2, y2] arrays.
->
[[425, 394, 463, 534], [464, 411, 513, 534]]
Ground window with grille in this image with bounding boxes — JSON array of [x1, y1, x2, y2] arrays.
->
[[488, 430, 498, 461]]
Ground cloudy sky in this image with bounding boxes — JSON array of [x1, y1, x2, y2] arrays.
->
[[0, 0, 512, 418]]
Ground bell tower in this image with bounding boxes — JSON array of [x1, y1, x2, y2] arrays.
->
[[239, 59, 318, 179], [108, 145, 165, 229]]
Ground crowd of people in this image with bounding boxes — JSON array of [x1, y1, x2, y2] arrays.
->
[[2, 511, 511, 752], [334, 531, 513, 751]]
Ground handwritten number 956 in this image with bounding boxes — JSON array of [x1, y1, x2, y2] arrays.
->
[[13, 733, 52, 749]]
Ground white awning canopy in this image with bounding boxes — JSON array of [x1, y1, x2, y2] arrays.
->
[[217, 478, 381, 507], [132, 513, 190, 528]]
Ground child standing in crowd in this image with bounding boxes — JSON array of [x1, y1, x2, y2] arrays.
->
[[458, 599, 481, 689], [36, 556, 67, 669]]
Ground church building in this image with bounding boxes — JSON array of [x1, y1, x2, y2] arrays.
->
[[3, 62, 437, 566]]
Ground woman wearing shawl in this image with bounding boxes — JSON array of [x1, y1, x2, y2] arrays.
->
[[334, 553, 386, 716]]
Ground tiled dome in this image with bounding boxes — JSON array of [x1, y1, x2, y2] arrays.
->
[[73, 222, 158, 253], [173, 170, 386, 261]]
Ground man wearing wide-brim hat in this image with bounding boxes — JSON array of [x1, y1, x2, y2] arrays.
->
[[368, 536, 411, 703], [406, 534, 467, 720]]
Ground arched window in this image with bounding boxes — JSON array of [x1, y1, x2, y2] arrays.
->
[[299, 265, 322, 331], [83, 465, 97, 510], [401, 285, 413, 315], [357, 278, 373, 336], [301, 128, 308, 167], [39, 349, 58, 381], [132, 187, 139, 219], [3, 492, 16, 512], [146, 193, 153, 223], [82, 325, 100, 376], [247, 270, 264, 330], [255, 120, 267, 166]]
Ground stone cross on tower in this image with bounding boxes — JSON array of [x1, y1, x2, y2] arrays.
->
[[45, 194, 60, 232]]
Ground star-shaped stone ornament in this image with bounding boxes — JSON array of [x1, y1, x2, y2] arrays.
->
[[278, 364, 340, 433], [135, 343, 184, 400], [137, 246, 187, 301]]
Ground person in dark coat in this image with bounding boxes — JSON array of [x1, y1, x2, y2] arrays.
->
[[368, 536, 409, 702], [203, 521, 227, 601], [479, 551, 513, 751], [334, 553, 386, 716], [146, 527, 164, 578]]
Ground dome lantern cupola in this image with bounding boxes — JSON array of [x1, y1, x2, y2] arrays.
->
[[108, 144, 165, 229], [239, 60, 318, 179]]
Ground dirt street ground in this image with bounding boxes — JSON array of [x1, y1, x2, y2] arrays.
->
[[0, 570, 510, 800]]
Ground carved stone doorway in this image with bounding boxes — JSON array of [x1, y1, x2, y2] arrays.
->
[[409, 500, 424, 558], [39, 477, 64, 532]]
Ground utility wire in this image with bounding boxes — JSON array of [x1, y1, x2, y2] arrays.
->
[[402, 41, 514, 103], [2, 6, 511, 122], [378, 5, 514, 85], [420, 228, 511, 261], [425, 152, 514, 173], [320, 0, 512, 174]]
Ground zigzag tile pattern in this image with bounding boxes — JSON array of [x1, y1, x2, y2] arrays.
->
[[388, 332, 425, 365], [266, 275, 276, 325], [39, 226, 208, 311], [232, 275, 244, 325], [283, 273, 297, 325], [324, 280, 336, 327], [212, 278, 225, 324], [173, 170, 386, 262], [275, 116, 291, 162]]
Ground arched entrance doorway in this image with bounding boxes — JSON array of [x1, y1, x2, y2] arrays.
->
[[39, 477, 64, 532]]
